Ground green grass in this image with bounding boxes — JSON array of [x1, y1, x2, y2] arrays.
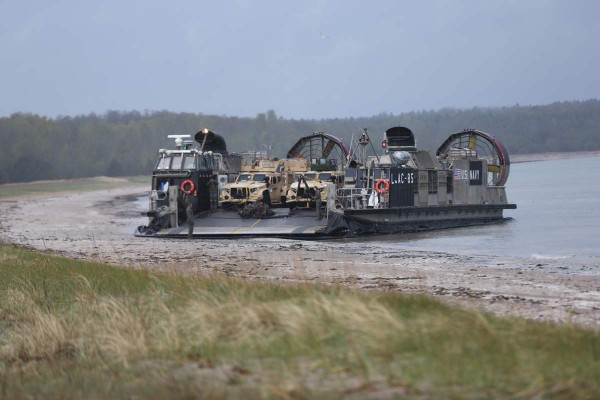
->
[[1, 244, 599, 399], [0, 176, 148, 199]]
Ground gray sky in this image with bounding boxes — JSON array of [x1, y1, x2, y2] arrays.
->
[[1, 0, 599, 119]]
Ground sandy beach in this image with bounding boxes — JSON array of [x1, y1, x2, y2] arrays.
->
[[1, 178, 598, 328]]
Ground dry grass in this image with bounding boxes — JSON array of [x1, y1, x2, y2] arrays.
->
[[1, 244, 599, 399]]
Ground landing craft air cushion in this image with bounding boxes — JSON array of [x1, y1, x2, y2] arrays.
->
[[135, 127, 516, 238]]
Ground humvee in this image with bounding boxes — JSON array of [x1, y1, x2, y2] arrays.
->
[[286, 170, 345, 209]]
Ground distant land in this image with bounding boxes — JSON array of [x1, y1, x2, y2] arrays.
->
[[1, 99, 599, 184]]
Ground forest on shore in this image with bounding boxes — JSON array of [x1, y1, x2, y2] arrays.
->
[[1, 99, 598, 184]]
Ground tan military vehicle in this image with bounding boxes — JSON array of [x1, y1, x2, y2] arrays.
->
[[286, 170, 345, 209], [220, 158, 308, 208]]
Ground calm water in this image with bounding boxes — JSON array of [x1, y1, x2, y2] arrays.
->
[[353, 156, 600, 265], [134, 156, 600, 266]]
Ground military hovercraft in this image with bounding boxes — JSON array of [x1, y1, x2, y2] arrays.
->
[[135, 127, 516, 238]]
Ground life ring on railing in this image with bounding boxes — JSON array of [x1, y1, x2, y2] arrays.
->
[[374, 179, 390, 194], [180, 179, 196, 195]]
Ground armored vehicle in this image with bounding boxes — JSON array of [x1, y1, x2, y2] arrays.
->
[[220, 158, 308, 207], [286, 169, 345, 209]]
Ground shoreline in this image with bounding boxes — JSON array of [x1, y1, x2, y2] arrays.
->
[[1, 184, 599, 327]]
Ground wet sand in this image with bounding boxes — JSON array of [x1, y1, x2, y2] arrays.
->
[[1, 185, 599, 327]]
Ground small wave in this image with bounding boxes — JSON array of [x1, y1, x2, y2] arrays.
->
[[531, 253, 574, 260]]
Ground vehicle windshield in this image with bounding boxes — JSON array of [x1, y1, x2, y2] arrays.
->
[[252, 174, 267, 182], [293, 173, 304, 180], [304, 173, 317, 179], [318, 173, 332, 181], [237, 174, 252, 182]]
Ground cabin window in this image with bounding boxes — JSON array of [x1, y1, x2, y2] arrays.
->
[[319, 173, 332, 181], [238, 174, 252, 182], [156, 156, 170, 170], [183, 155, 196, 170], [305, 173, 317, 179], [171, 154, 183, 170]]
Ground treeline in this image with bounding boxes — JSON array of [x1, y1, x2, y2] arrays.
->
[[1, 99, 599, 184]]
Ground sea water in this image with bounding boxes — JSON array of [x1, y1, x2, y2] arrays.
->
[[133, 156, 600, 266], [357, 156, 600, 266]]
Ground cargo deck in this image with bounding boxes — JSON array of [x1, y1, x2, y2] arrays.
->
[[141, 208, 330, 239]]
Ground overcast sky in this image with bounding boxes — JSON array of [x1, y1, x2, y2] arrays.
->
[[1, 0, 599, 119]]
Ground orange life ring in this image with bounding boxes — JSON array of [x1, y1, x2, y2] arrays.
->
[[375, 179, 390, 194], [180, 179, 196, 195]]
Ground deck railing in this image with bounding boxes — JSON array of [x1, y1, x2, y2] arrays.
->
[[334, 187, 389, 210]]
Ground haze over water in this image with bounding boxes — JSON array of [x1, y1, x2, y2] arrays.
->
[[361, 156, 600, 266]]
